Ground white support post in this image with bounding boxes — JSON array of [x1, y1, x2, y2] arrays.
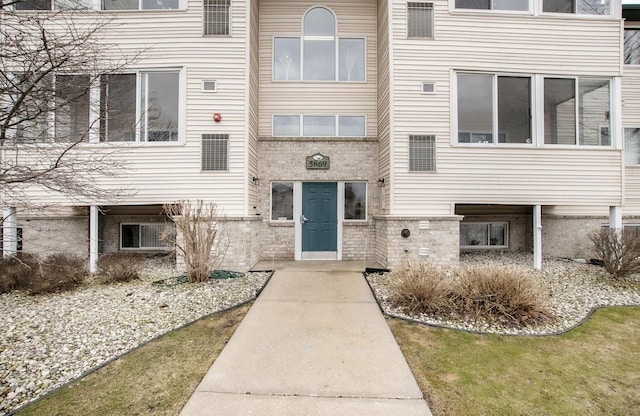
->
[[3, 207, 18, 257], [533, 205, 542, 270], [609, 206, 623, 231], [89, 206, 99, 273]]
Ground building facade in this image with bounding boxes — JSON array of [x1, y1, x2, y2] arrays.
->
[[1, 0, 637, 271]]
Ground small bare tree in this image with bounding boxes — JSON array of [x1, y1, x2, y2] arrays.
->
[[589, 228, 640, 278], [162, 200, 229, 283], [0, 3, 137, 208]]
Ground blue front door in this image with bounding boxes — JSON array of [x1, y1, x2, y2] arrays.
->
[[302, 182, 338, 252]]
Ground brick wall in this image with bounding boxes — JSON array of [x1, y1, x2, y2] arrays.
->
[[17, 216, 88, 257]]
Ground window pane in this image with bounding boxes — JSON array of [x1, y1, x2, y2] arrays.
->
[[460, 223, 488, 246], [455, 0, 490, 8], [494, 0, 529, 11], [544, 78, 576, 145], [202, 134, 228, 171], [141, 72, 179, 142], [102, 0, 137, 10], [273, 115, 300, 136], [142, 0, 179, 9], [624, 29, 640, 65], [338, 116, 365, 136], [543, 0, 574, 13], [625, 128, 640, 166], [274, 38, 301, 81], [579, 79, 610, 146], [498, 76, 531, 144], [55, 75, 90, 143], [489, 223, 506, 246], [121, 225, 140, 248], [15, 0, 51, 9], [345, 182, 367, 220], [408, 2, 434, 37], [272, 182, 294, 220], [409, 135, 436, 171], [339, 39, 365, 81], [303, 116, 335, 136], [140, 224, 168, 248], [304, 39, 335, 81], [577, 0, 609, 15], [457, 73, 493, 143], [203, 0, 230, 35], [304, 7, 335, 36], [12, 73, 51, 142], [101, 74, 136, 142], [303, 7, 335, 81], [56, 0, 92, 9]]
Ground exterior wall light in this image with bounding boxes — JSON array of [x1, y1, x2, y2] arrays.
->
[[377, 177, 385, 187], [252, 176, 260, 186]]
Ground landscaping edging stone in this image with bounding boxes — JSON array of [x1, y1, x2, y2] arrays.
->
[[0, 268, 273, 416], [365, 252, 640, 336]]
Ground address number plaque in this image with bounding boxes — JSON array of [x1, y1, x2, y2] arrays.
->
[[306, 153, 330, 170]]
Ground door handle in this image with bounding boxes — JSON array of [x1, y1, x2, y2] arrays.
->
[[300, 215, 309, 224]]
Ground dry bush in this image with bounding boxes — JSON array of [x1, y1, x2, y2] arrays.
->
[[389, 260, 456, 316], [589, 228, 640, 278], [0, 253, 86, 295], [163, 200, 228, 283], [454, 265, 550, 326], [96, 253, 143, 284], [387, 261, 550, 327]]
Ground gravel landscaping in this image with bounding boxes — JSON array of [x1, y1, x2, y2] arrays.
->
[[0, 260, 272, 415], [366, 252, 640, 336]]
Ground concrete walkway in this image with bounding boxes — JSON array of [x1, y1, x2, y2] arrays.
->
[[180, 261, 432, 415]]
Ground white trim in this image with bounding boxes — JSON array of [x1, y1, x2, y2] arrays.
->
[[294, 181, 303, 260], [89, 206, 99, 273], [421, 82, 436, 94], [533, 205, 542, 270], [202, 80, 218, 92]]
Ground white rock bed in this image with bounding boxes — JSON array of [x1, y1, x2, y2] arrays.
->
[[0, 267, 272, 415], [366, 252, 640, 336]]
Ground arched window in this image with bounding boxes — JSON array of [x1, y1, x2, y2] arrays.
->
[[273, 6, 365, 82], [303, 7, 336, 80]]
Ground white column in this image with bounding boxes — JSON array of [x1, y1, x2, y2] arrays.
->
[[89, 206, 99, 273], [609, 206, 623, 231], [533, 205, 542, 270], [3, 207, 18, 257]]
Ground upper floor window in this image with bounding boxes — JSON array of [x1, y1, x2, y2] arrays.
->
[[273, 114, 366, 137], [407, 2, 434, 38], [625, 28, 640, 65], [455, 0, 529, 11], [14, 0, 52, 9], [201, 134, 229, 171], [100, 71, 180, 143], [55, 75, 91, 143], [273, 7, 365, 82], [542, 0, 609, 15], [203, 0, 230, 36], [455, 72, 611, 147], [102, 0, 180, 9], [409, 134, 436, 171]]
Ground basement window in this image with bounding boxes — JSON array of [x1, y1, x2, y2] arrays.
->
[[460, 222, 508, 249], [121, 223, 173, 250]]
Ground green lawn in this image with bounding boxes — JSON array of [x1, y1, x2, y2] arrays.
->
[[390, 306, 640, 416], [16, 304, 250, 416]]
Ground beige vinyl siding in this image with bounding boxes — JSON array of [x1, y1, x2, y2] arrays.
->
[[5, 1, 250, 215], [258, 0, 378, 138], [247, 0, 260, 213], [623, 66, 640, 215], [377, 0, 391, 213], [389, 0, 623, 215]]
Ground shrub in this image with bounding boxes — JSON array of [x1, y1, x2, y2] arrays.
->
[[96, 253, 143, 284], [0, 253, 87, 295], [388, 261, 550, 328], [589, 228, 640, 278], [28, 253, 87, 295], [163, 200, 228, 283], [454, 265, 550, 326], [389, 260, 456, 316]]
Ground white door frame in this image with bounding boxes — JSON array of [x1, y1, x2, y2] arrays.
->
[[294, 181, 343, 261]]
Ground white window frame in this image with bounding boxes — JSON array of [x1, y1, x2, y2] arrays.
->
[[344, 181, 368, 221], [100, 68, 184, 145], [202, 80, 218, 92], [270, 181, 295, 222], [449, 0, 619, 18], [202, 0, 231, 36], [421, 82, 436, 94], [272, 114, 367, 137], [120, 223, 173, 250], [460, 222, 509, 249]]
